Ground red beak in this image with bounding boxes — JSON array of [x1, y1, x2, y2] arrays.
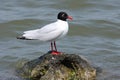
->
[[67, 16, 73, 20]]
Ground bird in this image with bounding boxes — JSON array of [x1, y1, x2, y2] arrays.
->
[[17, 12, 73, 55]]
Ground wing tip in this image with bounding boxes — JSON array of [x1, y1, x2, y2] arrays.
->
[[16, 36, 32, 40]]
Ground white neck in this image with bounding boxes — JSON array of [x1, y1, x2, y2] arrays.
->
[[57, 19, 67, 22]]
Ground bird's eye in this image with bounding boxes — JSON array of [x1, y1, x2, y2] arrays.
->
[[62, 14, 65, 17]]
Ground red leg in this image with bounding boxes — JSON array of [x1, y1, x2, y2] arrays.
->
[[54, 41, 57, 51], [51, 42, 53, 51]]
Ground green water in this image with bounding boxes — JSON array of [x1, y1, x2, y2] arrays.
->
[[0, 0, 120, 80]]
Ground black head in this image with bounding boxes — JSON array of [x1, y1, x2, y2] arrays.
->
[[57, 12, 72, 21]]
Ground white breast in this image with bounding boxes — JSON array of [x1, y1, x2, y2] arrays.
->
[[56, 20, 69, 39]]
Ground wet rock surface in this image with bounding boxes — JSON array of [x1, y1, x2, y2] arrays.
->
[[17, 51, 96, 80]]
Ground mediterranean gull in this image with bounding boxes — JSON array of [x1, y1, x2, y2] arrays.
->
[[17, 12, 73, 55]]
